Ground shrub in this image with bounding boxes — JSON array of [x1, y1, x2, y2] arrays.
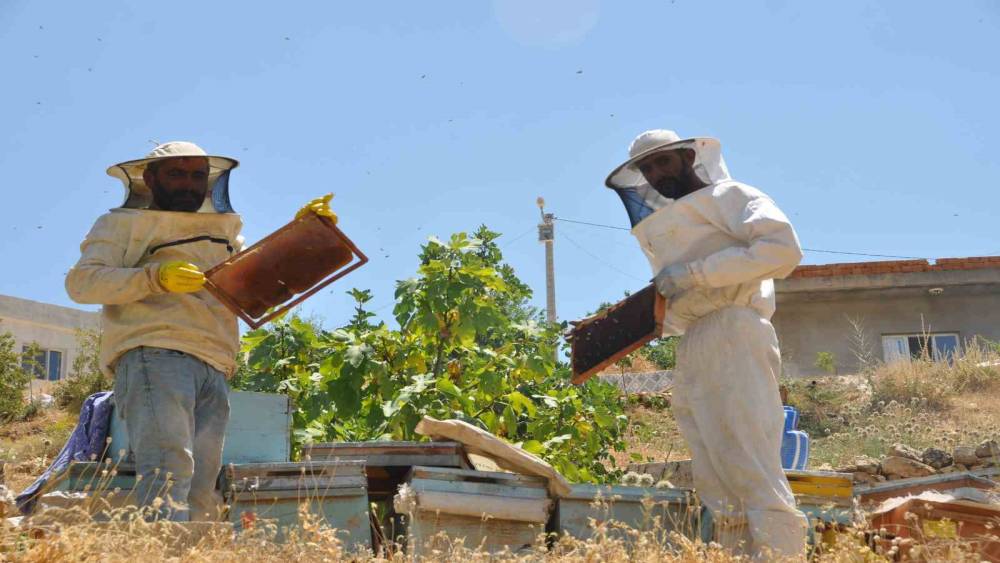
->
[[236, 227, 627, 483], [814, 351, 836, 375], [53, 329, 110, 412], [0, 330, 31, 422]]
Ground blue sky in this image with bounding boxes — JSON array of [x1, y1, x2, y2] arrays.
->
[[2, 1, 998, 329]]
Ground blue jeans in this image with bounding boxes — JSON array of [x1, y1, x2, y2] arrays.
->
[[114, 346, 230, 521]]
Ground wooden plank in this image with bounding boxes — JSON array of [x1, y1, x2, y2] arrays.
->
[[225, 460, 365, 480], [855, 472, 997, 505], [785, 470, 853, 498], [407, 490, 551, 523], [409, 478, 548, 500], [305, 441, 472, 473], [561, 484, 693, 503], [407, 465, 547, 487], [226, 474, 367, 493], [230, 486, 367, 502], [306, 441, 464, 457]]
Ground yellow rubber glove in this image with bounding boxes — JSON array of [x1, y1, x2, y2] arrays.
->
[[295, 193, 338, 223], [158, 261, 206, 293]]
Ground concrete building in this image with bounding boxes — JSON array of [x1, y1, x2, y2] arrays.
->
[[0, 295, 100, 390], [773, 256, 1000, 377]]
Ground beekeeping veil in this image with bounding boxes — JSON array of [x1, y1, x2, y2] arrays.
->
[[605, 129, 730, 227], [106, 141, 239, 213]]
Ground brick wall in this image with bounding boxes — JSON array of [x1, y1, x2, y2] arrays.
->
[[788, 256, 1000, 279]]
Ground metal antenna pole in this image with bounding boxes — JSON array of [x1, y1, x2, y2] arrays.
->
[[537, 197, 556, 325]]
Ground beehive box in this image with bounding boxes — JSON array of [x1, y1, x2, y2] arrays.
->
[[570, 284, 665, 384], [393, 466, 551, 556], [855, 472, 998, 506], [304, 440, 473, 550], [553, 484, 709, 543], [108, 391, 291, 465], [785, 470, 856, 551], [222, 460, 371, 551], [869, 494, 1000, 560]]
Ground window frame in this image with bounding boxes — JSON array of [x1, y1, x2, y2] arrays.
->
[[881, 332, 961, 363]]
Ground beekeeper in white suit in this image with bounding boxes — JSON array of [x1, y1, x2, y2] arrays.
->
[[605, 130, 808, 558]]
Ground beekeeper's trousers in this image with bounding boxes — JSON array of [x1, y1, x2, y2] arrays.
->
[[672, 306, 808, 560], [114, 346, 230, 522]]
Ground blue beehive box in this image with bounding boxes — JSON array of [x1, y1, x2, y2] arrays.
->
[[222, 460, 371, 551], [108, 391, 291, 465], [552, 484, 710, 544]]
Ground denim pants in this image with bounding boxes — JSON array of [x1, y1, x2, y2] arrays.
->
[[114, 346, 230, 521]]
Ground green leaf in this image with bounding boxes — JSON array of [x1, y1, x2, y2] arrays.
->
[[629, 452, 644, 462], [345, 343, 370, 367], [436, 378, 461, 398], [502, 405, 518, 438], [521, 440, 545, 455], [506, 391, 536, 417]]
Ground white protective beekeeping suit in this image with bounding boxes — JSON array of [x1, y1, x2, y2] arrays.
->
[[606, 130, 809, 559]]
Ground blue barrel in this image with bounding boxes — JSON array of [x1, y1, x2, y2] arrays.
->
[[781, 429, 810, 470], [783, 406, 800, 432]]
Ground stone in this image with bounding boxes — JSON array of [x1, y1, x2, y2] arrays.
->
[[953, 446, 980, 466], [854, 456, 880, 475], [852, 472, 878, 486], [0, 485, 15, 519], [836, 456, 879, 475], [955, 463, 970, 471], [880, 456, 936, 479], [975, 439, 999, 459], [921, 447, 953, 470], [889, 443, 922, 462]]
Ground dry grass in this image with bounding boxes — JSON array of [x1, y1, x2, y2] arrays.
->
[[1, 409, 76, 492], [2, 501, 992, 562], [612, 403, 689, 469]]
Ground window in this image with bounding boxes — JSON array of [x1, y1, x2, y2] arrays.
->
[[882, 333, 960, 364], [21, 346, 64, 381]]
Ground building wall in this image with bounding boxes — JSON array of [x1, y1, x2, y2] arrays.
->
[[772, 284, 1000, 377], [0, 295, 100, 393]]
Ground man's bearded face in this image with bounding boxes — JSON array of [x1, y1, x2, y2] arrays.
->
[[637, 148, 702, 200], [145, 157, 210, 212]]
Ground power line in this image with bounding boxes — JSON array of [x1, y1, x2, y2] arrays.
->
[[553, 216, 930, 261], [555, 217, 630, 231], [798, 248, 926, 260], [559, 230, 647, 282], [500, 226, 536, 249]]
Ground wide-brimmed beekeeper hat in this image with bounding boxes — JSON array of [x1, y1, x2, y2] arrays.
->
[[106, 141, 240, 212], [605, 129, 723, 190], [605, 129, 730, 227]]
